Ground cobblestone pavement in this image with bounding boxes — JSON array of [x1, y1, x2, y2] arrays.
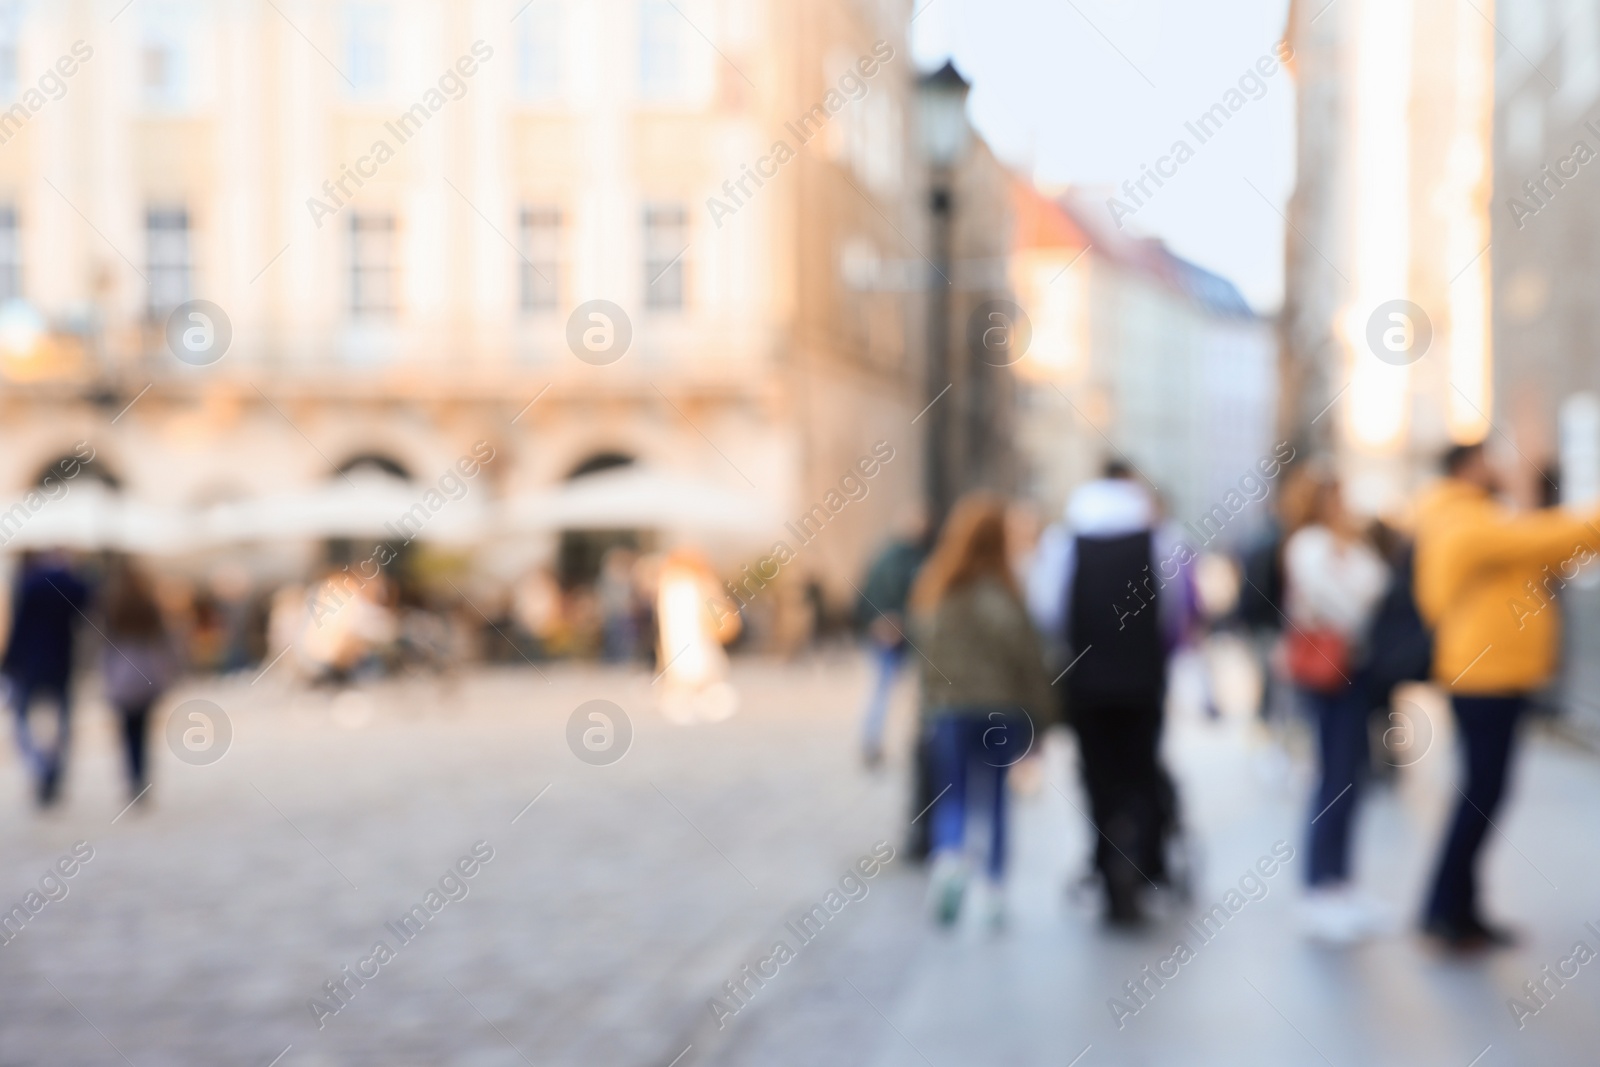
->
[[1, 653, 1599, 1066]]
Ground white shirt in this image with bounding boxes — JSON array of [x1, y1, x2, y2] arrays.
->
[[1282, 524, 1389, 637], [1025, 478, 1189, 646]]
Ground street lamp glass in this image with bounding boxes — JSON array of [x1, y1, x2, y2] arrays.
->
[[918, 61, 971, 166]]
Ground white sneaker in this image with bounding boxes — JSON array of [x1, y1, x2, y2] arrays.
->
[[1300, 887, 1367, 945], [1340, 889, 1397, 937], [975, 878, 1008, 931], [927, 854, 967, 927]]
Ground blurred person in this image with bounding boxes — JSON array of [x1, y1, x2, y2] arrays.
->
[[1280, 472, 1391, 943], [1027, 460, 1194, 925], [658, 549, 742, 723], [770, 575, 817, 658], [2, 550, 90, 806], [101, 560, 179, 803], [187, 588, 227, 671], [511, 565, 562, 659], [631, 552, 661, 666], [1415, 443, 1600, 950], [1360, 519, 1433, 782], [597, 547, 640, 662], [854, 511, 930, 767], [300, 567, 398, 682], [207, 562, 257, 673], [912, 493, 1053, 929], [1237, 505, 1289, 722]]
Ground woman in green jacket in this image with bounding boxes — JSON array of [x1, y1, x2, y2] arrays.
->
[[910, 492, 1054, 927]]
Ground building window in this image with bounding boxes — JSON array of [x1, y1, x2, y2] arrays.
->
[[345, 3, 391, 97], [350, 213, 397, 318], [517, 0, 563, 100], [638, 0, 683, 100], [643, 203, 687, 310], [0, 206, 19, 303], [519, 207, 561, 312], [0, 3, 19, 102], [141, 7, 189, 108], [146, 207, 191, 315]]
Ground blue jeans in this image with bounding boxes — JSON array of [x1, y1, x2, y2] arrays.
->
[[1301, 681, 1369, 886], [928, 711, 1029, 880], [10, 678, 72, 790], [859, 642, 905, 751], [1424, 694, 1526, 925]]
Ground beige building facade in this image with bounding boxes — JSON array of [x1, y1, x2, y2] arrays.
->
[[0, 0, 934, 605], [1009, 183, 1278, 545], [1282, 0, 1495, 516]]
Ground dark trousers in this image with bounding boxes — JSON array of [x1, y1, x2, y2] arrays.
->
[[10, 678, 71, 797], [118, 701, 154, 793], [1072, 695, 1167, 898], [1424, 694, 1526, 925], [928, 712, 1026, 880], [1302, 681, 1369, 886]]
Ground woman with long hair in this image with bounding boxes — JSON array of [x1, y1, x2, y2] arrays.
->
[[102, 559, 179, 803], [910, 493, 1053, 928], [1281, 471, 1390, 942]]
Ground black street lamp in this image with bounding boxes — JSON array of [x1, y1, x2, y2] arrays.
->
[[918, 60, 971, 528]]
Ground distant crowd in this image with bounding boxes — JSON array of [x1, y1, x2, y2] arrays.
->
[[3, 439, 1592, 958]]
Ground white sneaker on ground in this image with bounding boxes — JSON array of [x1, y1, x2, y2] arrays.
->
[[1340, 889, 1398, 937], [977, 878, 1008, 931], [927, 854, 967, 928], [1300, 886, 1391, 945]]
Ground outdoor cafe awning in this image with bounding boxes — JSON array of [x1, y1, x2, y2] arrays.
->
[[501, 466, 781, 540]]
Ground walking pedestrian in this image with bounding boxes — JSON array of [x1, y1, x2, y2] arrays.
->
[[1280, 472, 1391, 943], [1027, 461, 1193, 925], [911, 493, 1052, 928], [1415, 443, 1600, 950], [657, 549, 741, 724], [597, 547, 641, 663], [2, 550, 90, 807], [1238, 513, 1288, 721], [854, 513, 929, 767], [1360, 520, 1434, 779], [101, 560, 179, 804]]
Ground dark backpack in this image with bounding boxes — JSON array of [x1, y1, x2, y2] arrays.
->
[[1362, 542, 1433, 700], [1067, 530, 1166, 705], [1237, 532, 1284, 631]]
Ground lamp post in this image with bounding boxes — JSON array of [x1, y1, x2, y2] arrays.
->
[[918, 60, 971, 529]]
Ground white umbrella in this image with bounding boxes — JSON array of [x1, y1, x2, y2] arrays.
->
[[0, 481, 194, 554], [503, 466, 781, 537], [198, 470, 488, 546]]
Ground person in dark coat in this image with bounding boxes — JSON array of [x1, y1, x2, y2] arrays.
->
[[1027, 462, 1197, 925], [3, 551, 90, 806], [855, 515, 930, 767]]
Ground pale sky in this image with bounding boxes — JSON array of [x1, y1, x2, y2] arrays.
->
[[910, 0, 1296, 313]]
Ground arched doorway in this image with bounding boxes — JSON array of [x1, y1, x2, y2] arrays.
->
[[336, 453, 413, 481], [556, 452, 646, 589], [32, 447, 116, 491]]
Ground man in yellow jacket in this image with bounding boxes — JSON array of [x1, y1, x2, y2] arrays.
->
[[1414, 443, 1600, 949]]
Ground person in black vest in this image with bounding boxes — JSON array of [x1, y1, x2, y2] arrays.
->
[[1028, 461, 1193, 925]]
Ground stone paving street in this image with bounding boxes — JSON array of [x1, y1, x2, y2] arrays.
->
[[2, 652, 1599, 1066]]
